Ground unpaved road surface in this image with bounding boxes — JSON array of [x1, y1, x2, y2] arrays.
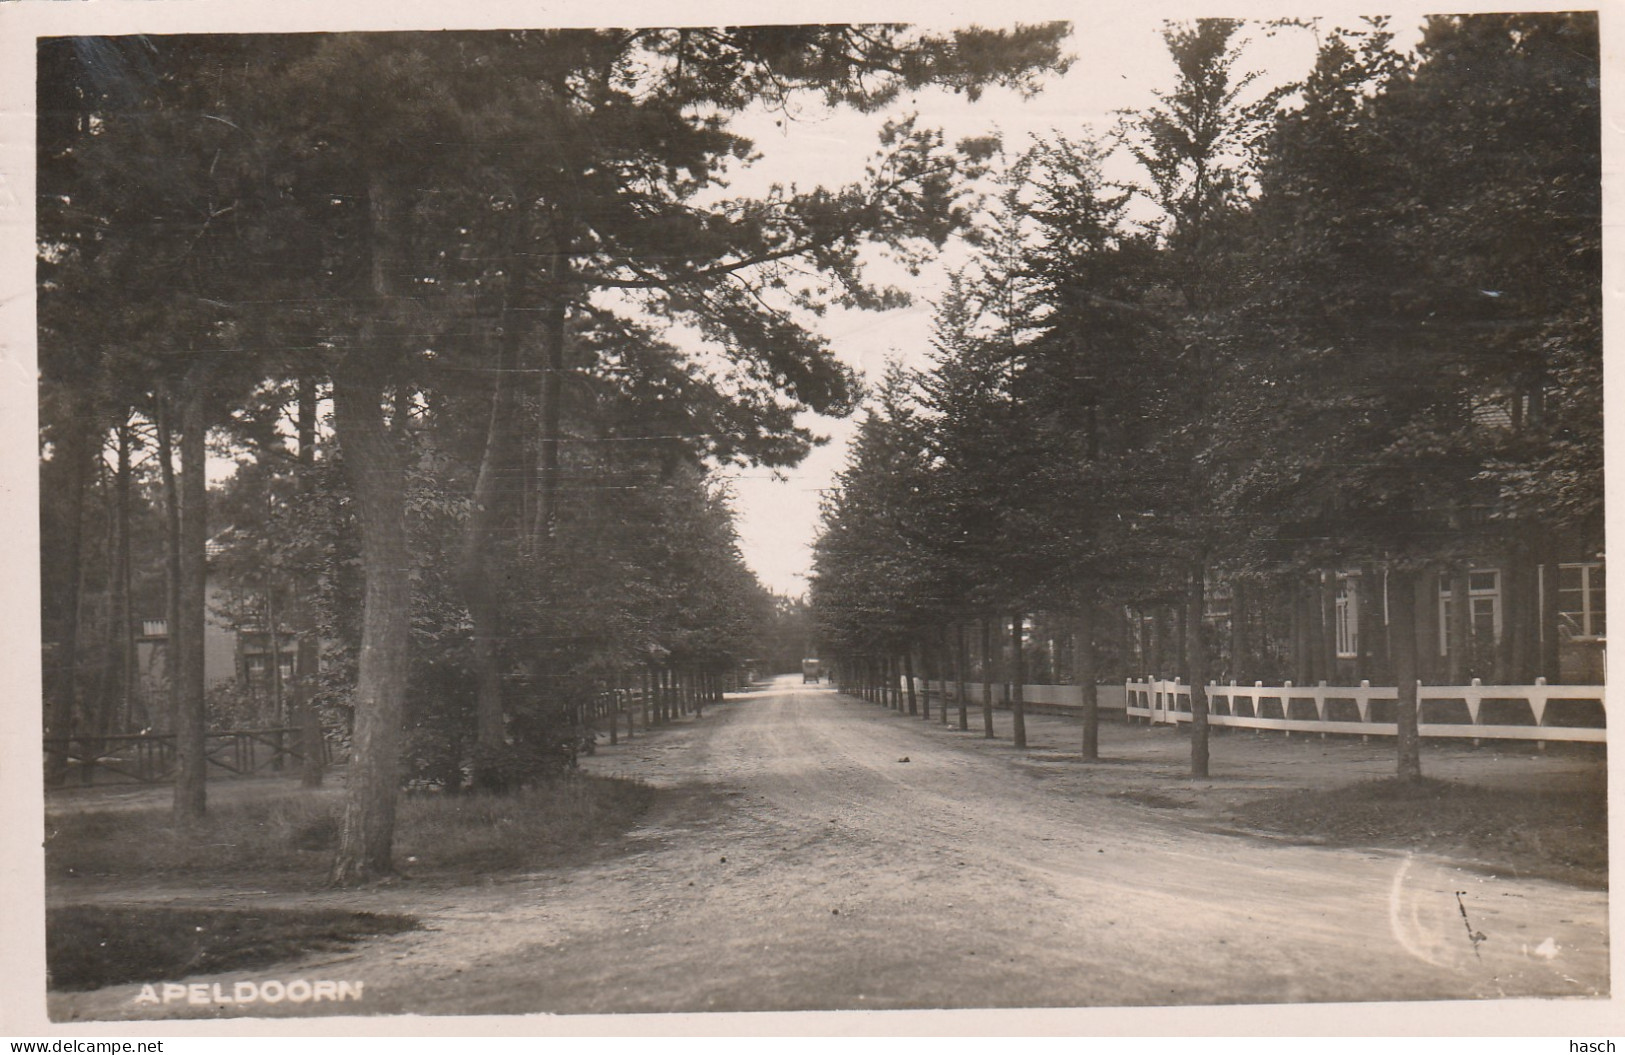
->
[[51, 677, 1609, 1020]]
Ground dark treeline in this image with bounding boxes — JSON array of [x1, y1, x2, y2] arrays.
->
[[37, 25, 1071, 880], [810, 15, 1602, 780], [755, 596, 819, 675]]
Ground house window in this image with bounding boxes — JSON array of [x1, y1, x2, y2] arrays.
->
[[244, 651, 295, 686], [1557, 562, 1605, 639], [1439, 568, 1501, 654], [1335, 576, 1358, 659]]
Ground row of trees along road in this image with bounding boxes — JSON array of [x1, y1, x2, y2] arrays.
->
[[810, 14, 1602, 782], [38, 26, 1072, 881]]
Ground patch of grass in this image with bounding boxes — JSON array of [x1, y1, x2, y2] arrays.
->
[[47, 905, 418, 991], [395, 775, 655, 874], [1229, 775, 1608, 885], [47, 792, 343, 884], [47, 774, 655, 887]]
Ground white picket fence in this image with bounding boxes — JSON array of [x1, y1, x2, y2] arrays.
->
[[1126, 677, 1606, 743]]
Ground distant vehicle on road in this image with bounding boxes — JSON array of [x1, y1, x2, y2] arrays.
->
[[801, 658, 822, 684]]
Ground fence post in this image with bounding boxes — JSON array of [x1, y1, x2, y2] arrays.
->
[[1282, 681, 1293, 738], [1534, 675, 1547, 752], [625, 677, 635, 741], [1469, 677, 1482, 748]]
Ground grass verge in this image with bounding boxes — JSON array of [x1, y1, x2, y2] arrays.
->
[[47, 906, 418, 991], [1227, 775, 1607, 886], [47, 773, 656, 887], [47, 774, 655, 991]]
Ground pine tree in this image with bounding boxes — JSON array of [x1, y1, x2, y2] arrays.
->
[[1116, 19, 1283, 777]]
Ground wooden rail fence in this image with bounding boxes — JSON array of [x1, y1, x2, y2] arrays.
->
[[44, 668, 748, 787], [43, 727, 340, 787]]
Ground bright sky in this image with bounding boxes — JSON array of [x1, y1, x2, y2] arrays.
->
[[717, 16, 1351, 597]]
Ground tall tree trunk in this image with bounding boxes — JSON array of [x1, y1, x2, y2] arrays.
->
[[617, 669, 630, 738], [937, 632, 950, 726], [929, 646, 940, 719], [156, 388, 182, 737], [954, 622, 969, 732], [265, 566, 284, 729], [1358, 563, 1384, 685], [43, 403, 95, 787], [1290, 579, 1309, 683], [1448, 564, 1470, 684], [1319, 570, 1338, 684], [1228, 578, 1246, 683], [294, 376, 326, 788], [330, 171, 413, 885], [1146, 607, 1162, 678], [531, 269, 569, 547], [1135, 608, 1148, 678], [87, 454, 119, 776], [1499, 539, 1522, 684], [1514, 532, 1542, 684], [1390, 566, 1423, 782], [1187, 559, 1210, 778], [173, 364, 210, 825], [980, 618, 996, 738], [1075, 598, 1098, 761], [115, 419, 136, 732], [460, 286, 524, 791], [1130, 608, 1146, 678], [1010, 610, 1027, 749], [329, 363, 412, 883], [1171, 602, 1186, 681], [1538, 534, 1562, 681], [1304, 576, 1323, 683]]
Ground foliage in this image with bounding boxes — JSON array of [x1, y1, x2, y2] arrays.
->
[[809, 14, 1602, 754]]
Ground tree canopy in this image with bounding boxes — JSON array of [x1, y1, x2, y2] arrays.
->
[[807, 13, 1602, 780], [38, 22, 1073, 878]]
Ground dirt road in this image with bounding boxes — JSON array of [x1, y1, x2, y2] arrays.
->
[[51, 676, 1609, 1021]]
